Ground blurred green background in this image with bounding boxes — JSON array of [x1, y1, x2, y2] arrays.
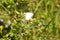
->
[[0, 0, 60, 40]]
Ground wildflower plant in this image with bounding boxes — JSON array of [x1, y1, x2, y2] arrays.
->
[[0, 0, 60, 40], [24, 12, 34, 20]]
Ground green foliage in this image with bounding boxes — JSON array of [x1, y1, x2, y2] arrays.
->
[[0, 0, 60, 40]]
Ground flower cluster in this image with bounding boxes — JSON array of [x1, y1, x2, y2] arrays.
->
[[5, 20, 11, 28], [0, 18, 11, 28]]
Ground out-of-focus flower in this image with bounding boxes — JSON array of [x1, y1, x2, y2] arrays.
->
[[0, 18, 3, 22], [5, 24, 8, 28], [24, 12, 34, 20], [0, 18, 4, 25], [16, 2, 19, 5], [38, 22, 43, 26], [30, 22, 33, 24], [5, 20, 11, 28], [7, 20, 11, 25]]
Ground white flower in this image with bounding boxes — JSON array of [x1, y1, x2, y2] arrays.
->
[[38, 22, 43, 26], [5, 20, 11, 28], [7, 20, 11, 25], [0, 18, 3, 22], [16, 2, 19, 5], [24, 12, 34, 20], [5, 24, 8, 28]]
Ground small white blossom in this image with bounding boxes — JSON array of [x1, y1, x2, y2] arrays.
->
[[38, 22, 43, 26], [24, 12, 34, 20], [16, 2, 19, 5], [5, 20, 11, 28], [0, 18, 3, 22], [5, 24, 8, 28], [7, 20, 11, 25]]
